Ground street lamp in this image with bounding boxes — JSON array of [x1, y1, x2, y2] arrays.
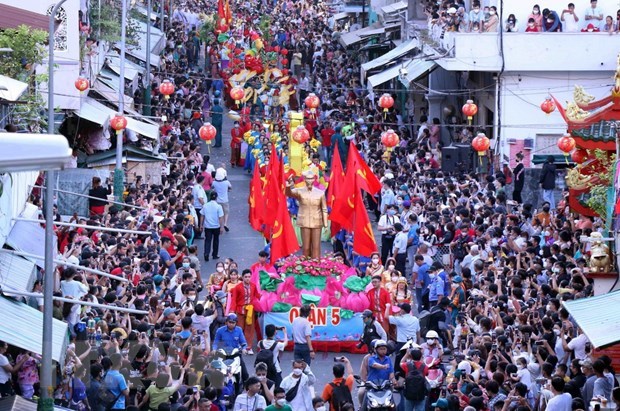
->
[[114, 0, 127, 202]]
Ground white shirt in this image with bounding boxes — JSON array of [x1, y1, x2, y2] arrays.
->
[[192, 183, 207, 208], [585, 6, 603, 28], [60, 279, 88, 299], [260, 339, 286, 372], [280, 370, 316, 411], [562, 10, 579, 32], [233, 393, 267, 411], [292, 316, 312, 344], [393, 232, 408, 255], [567, 333, 589, 360], [546, 392, 572, 411], [388, 314, 420, 343], [0, 354, 10, 383], [212, 180, 232, 204]]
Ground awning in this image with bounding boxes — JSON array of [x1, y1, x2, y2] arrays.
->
[[104, 61, 139, 83], [367, 63, 403, 90], [0, 296, 68, 364], [0, 395, 71, 411], [6, 203, 57, 269], [0, 75, 28, 102], [133, 19, 165, 56], [117, 45, 161, 68], [93, 80, 135, 110], [0, 253, 36, 293], [399, 59, 437, 87], [75, 98, 159, 140], [0, 4, 49, 31], [338, 24, 399, 48], [532, 154, 574, 165], [361, 39, 418, 78], [563, 291, 620, 348], [333, 12, 350, 21], [380, 1, 407, 15]]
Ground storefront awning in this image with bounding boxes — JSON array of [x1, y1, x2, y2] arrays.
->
[[399, 59, 437, 87], [563, 291, 620, 348], [0, 296, 68, 364], [333, 12, 349, 21], [0, 75, 28, 102], [338, 23, 400, 48], [93, 80, 135, 110], [367, 63, 402, 90], [532, 154, 574, 165], [0, 253, 36, 293], [75, 98, 158, 140], [380, 1, 407, 15], [361, 39, 418, 79]]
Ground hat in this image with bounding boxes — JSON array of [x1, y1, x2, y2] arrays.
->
[[384, 172, 394, 180], [362, 309, 373, 318], [215, 167, 227, 181], [432, 398, 449, 409], [163, 307, 178, 317], [403, 200, 411, 208], [302, 169, 316, 180], [457, 360, 472, 375], [210, 359, 226, 371], [452, 276, 463, 283], [227, 313, 238, 322], [447, 7, 457, 14], [111, 328, 128, 340]]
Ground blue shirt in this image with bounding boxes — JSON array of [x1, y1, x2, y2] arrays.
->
[[201, 200, 224, 229], [367, 355, 393, 383], [103, 370, 128, 410], [416, 263, 430, 292], [159, 248, 176, 276], [438, 270, 450, 297], [407, 224, 419, 247], [213, 325, 247, 350], [428, 275, 445, 302]]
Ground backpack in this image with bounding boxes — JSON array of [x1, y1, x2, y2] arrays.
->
[[329, 380, 353, 411], [97, 374, 122, 411], [403, 361, 427, 401], [255, 340, 278, 381]]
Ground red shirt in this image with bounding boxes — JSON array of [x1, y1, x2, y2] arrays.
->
[[320, 128, 335, 147], [400, 360, 429, 376], [367, 287, 391, 318], [230, 281, 259, 314]]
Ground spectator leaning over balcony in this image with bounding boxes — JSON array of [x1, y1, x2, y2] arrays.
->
[[484, 6, 499, 32], [529, 4, 543, 31], [561, 3, 580, 32], [603, 16, 615, 33], [543, 8, 562, 32], [505, 14, 518, 32], [526, 18, 540, 32], [468, 1, 483, 32], [457, 7, 468, 32], [615, 10, 620, 31], [585, 0, 604, 29]]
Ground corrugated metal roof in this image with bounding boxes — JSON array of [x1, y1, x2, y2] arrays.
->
[[0, 253, 36, 293], [563, 291, 620, 348], [0, 75, 28, 102], [361, 39, 418, 76], [0, 4, 49, 31]]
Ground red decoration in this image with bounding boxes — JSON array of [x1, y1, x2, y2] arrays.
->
[[280, 58, 288, 66], [199, 123, 217, 142], [274, 46, 280, 53], [230, 86, 245, 105], [304, 93, 320, 119], [461, 99, 478, 124], [471, 133, 490, 155], [292, 126, 310, 144], [540, 97, 556, 115], [282, 69, 289, 76], [571, 148, 589, 164], [74, 77, 89, 93], [378, 93, 394, 113], [110, 114, 127, 134], [557, 135, 576, 154], [159, 79, 175, 100], [280, 48, 288, 56], [381, 129, 399, 149]]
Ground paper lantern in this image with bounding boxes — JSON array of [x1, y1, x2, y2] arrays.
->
[[540, 97, 556, 115], [378, 93, 394, 113], [471, 133, 490, 156], [199, 123, 217, 142], [280, 48, 288, 56], [110, 114, 127, 135], [158, 79, 175, 100], [461, 99, 478, 124], [280, 58, 288, 66], [381, 129, 399, 149], [571, 148, 589, 164], [304, 93, 320, 119], [292, 126, 310, 144], [230, 86, 244, 105], [74, 77, 89, 93], [557, 135, 576, 154]]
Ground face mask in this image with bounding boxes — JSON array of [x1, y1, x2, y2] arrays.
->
[[429, 273, 436, 279], [528, 23, 535, 27], [426, 339, 435, 345], [546, 305, 553, 311], [388, 210, 397, 216], [182, 263, 190, 268], [258, 375, 266, 382], [543, 231, 550, 237], [216, 267, 224, 273], [187, 295, 196, 301], [224, 263, 230, 268], [391, 276, 398, 283], [533, 10, 539, 14], [316, 407, 326, 411], [292, 368, 303, 376], [388, 265, 395, 271], [451, 283, 459, 289], [372, 258, 379, 264], [552, 267, 560, 273], [396, 200, 403, 206], [490, 10, 496, 15], [277, 399, 287, 407], [473, 8, 479, 12], [547, 20, 553, 24]]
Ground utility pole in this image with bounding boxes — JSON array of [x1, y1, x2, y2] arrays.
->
[[114, 0, 127, 202], [144, 0, 152, 116]]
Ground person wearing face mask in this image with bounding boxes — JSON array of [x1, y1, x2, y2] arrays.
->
[[255, 362, 275, 404], [230, 270, 260, 355], [233, 376, 268, 411], [392, 223, 408, 276], [266, 387, 293, 411], [505, 14, 518, 32], [484, 6, 499, 32], [209, 290, 228, 339], [231, 121, 244, 167], [385, 264, 402, 294], [448, 276, 466, 326], [427, 265, 445, 308], [378, 205, 398, 264], [280, 360, 316, 411], [542, 8, 562, 32], [207, 262, 227, 295], [366, 252, 385, 279], [367, 276, 391, 331], [529, 4, 543, 31], [468, 1, 483, 32]]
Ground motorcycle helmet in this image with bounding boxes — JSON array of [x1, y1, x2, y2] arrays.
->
[[425, 330, 439, 340], [227, 313, 238, 322], [374, 339, 388, 349]]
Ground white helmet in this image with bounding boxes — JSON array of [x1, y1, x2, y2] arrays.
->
[[374, 339, 388, 349], [425, 330, 439, 339]]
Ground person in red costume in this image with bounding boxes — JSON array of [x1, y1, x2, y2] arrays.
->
[[230, 269, 260, 354]]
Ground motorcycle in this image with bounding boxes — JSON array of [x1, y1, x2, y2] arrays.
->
[[354, 375, 396, 411], [210, 347, 243, 395]]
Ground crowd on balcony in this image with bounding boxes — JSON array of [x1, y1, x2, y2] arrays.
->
[[425, 0, 620, 34]]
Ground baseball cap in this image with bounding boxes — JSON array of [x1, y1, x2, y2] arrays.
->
[[432, 398, 449, 409], [362, 309, 373, 318], [403, 200, 411, 208], [452, 276, 463, 283], [163, 308, 178, 317]]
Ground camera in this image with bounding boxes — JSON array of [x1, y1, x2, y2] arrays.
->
[[333, 356, 346, 362]]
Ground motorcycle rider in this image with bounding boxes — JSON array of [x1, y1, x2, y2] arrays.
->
[[359, 310, 387, 352], [213, 313, 250, 384], [420, 331, 444, 360], [362, 340, 396, 411]]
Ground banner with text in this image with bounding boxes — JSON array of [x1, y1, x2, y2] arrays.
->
[[263, 306, 364, 341]]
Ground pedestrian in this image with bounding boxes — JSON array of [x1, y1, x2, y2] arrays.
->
[[102, 353, 129, 410], [359, 309, 387, 352], [512, 151, 525, 203], [212, 167, 232, 232], [280, 360, 316, 411], [233, 377, 267, 411], [192, 174, 208, 238], [88, 176, 111, 217], [257, 324, 288, 387], [321, 357, 354, 411], [265, 387, 293, 411], [200, 191, 224, 261], [211, 98, 224, 147], [292, 304, 315, 365], [539, 155, 557, 209], [231, 121, 243, 167], [392, 223, 408, 276]]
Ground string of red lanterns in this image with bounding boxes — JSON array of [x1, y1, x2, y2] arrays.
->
[[159, 79, 175, 100], [199, 123, 217, 142], [540, 97, 556, 115], [292, 125, 310, 144], [462, 99, 478, 125]]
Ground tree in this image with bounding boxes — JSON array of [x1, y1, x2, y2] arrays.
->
[[0, 25, 48, 80]]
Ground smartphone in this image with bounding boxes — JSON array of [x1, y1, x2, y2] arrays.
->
[[535, 340, 545, 346]]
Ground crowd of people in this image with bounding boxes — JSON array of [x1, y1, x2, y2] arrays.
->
[[1, 0, 619, 410]]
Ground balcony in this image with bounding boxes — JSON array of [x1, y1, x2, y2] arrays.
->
[[424, 31, 620, 72]]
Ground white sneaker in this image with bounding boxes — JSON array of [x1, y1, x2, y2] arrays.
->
[[246, 349, 255, 355]]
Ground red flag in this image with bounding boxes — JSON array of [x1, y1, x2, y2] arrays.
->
[[225, 0, 232, 23], [329, 163, 356, 232], [327, 148, 345, 236], [270, 191, 299, 264], [263, 150, 282, 228], [217, 0, 226, 24], [353, 180, 378, 257], [248, 164, 264, 231], [347, 141, 382, 196]]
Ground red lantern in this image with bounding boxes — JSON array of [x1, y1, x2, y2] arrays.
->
[[381, 129, 400, 149], [557, 135, 576, 154], [273, 46, 280, 53], [280, 58, 288, 66], [282, 69, 289, 76], [199, 123, 217, 142], [378, 93, 394, 113], [110, 114, 127, 135], [304, 93, 320, 119], [74, 77, 89, 93], [230, 86, 245, 105], [159, 79, 175, 100], [462, 99, 478, 125], [540, 97, 556, 115], [280, 48, 288, 56], [571, 148, 589, 164], [471, 133, 490, 156], [292, 125, 310, 144]]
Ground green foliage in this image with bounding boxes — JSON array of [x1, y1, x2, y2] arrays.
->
[[258, 15, 272, 42], [584, 149, 616, 223], [0, 25, 48, 79], [89, 0, 139, 46], [199, 13, 217, 44]]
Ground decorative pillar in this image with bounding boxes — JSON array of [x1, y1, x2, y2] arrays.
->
[[288, 111, 304, 173]]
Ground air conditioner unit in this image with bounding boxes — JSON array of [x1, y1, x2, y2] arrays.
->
[[523, 138, 534, 149], [507, 138, 517, 145]]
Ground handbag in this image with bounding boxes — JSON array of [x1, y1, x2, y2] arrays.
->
[[285, 377, 302, 402]]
